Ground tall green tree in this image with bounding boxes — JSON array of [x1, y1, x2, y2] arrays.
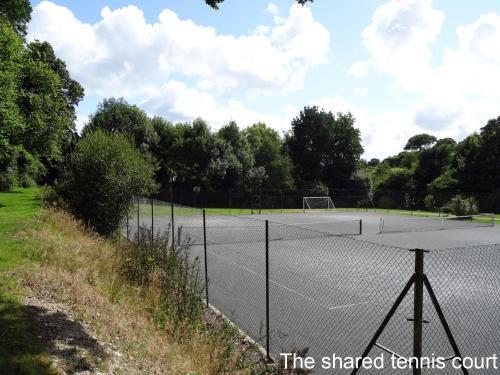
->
[[0, 18, 83, 190], [84, 98, 158, 153], [244, 122, 293, 189], [414, 138, 456, 190], [0, 0, 32, 36], [404, 133, 437, 152], [217, 121, 256, 189], [286, 106, 363, 188]]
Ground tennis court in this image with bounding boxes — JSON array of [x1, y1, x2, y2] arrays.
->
[[127, 202, 500, 374]]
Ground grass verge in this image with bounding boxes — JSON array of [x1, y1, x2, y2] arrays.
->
[[0, 188, 57, 374], [1, 189, 274, 374]]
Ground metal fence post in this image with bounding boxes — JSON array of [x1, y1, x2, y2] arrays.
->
[[411, 249, 426, 375], [151, 197, 154, 242], [203, 209, 209, 307], [137, 196, 140, 241], [171, 198, 175, 248], [126, 213, 129, 240], [359, 219, 363, 235], [265, 220, 270, 361]]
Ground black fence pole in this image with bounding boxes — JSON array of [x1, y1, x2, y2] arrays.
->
[[151, 197, 154, 243], [359, 219, 363, 235], [203, 209, 209, 307], [171, 192, 175, 248], [137, 196, 140, 241], [265, 220, 270, 361], [411, 249, 426, 375], [126, 213, 129, 240]]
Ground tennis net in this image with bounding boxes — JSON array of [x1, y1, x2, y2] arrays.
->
[[379, 213, 495, 234]]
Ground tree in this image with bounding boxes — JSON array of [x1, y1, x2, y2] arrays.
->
[[404, 133, 437, 152], [414, 138, 456, 190], [84, 98, 157, 153], [286, 106, 363, 188], [58, 130, 157, 235], [0, 0, 32, 36], [0, 20, 83, 190], [244, 122, 293, 189], [217, 121, 259, 189], [205, 0, 313, 10]]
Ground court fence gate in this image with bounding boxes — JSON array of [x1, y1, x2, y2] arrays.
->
[[125, 196, 499, 374]]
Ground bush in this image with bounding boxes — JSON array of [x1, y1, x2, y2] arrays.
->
[[423, 194, 436, 211], [58, 130, 157, 235], [445, 195, 479, 216], [122, 227, 204, 326]]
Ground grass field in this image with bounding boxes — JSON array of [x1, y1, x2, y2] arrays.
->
[[0, 188, 56, 374]]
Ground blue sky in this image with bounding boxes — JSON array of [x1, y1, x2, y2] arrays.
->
[[28, 0, 500, 158]]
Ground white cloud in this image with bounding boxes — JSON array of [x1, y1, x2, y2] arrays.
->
[[266, 3, 279, 16], [347, 61, 370, 77], [357, 0, 500, 154], [361, 0, 444, 90], [354, 87, 368, 96], [28, 1, 329, 98]]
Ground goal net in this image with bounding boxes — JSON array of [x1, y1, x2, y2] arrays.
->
[[303, 196, 336, 212]]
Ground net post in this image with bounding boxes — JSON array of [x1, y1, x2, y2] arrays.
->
[[265, 220, 270, 362], [203, 209, 209, 307]]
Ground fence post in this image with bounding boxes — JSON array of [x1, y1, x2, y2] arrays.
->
[[171, 199, 175, 248], [151, 197, 154, 243], [265, 220, 270, 361], [411, 249, 426, 375], [203, 209, 209, 307], [359, 219, 363, 235], [126, 213, 129, 240], [137, 196, 140, 241]]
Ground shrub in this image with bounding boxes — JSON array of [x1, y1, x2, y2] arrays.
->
[[423, 194, 436, 211], [58, 130, 157, 235], [122, 227, 204, 326], [445, 195, 479, 216]]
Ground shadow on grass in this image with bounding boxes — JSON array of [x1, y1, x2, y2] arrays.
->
[[0, 294, 108, 374]]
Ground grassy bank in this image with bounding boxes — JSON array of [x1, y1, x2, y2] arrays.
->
[[0, 189, 269, 374], [0, 188, 56, 374]]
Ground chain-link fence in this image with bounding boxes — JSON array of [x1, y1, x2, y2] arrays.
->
[[124, 196, 500, 374]]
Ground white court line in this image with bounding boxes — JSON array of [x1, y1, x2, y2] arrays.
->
[[210, 251, 372, 311]]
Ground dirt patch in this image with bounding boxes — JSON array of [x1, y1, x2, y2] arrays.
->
[[24, 294, 127, 375]]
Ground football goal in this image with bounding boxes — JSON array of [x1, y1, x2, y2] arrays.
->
[[303, 196, 336, 212]]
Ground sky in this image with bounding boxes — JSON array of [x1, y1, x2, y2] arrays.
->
[[27, 0, 500, 159]]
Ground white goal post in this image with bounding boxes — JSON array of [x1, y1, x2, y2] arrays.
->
[[303, 196, 336, 212]]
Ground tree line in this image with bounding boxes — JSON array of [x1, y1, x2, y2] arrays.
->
[[2, 0, 500, 235]]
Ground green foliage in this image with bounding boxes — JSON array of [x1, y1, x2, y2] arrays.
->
[[0, 19, 83, 189], [84, 98, 157, 153], [286, 106, 363, 188], [244, 122, 293, 189], [445, 195, 479, 216], [376, 167, 414, 191], [122, 228, 204, 326], [414, 138, 456, 190], [423, 194, 436, 211], [404, 133, 437, 151], [58, 130, 157, 236], [0, 0, 32, 36]]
